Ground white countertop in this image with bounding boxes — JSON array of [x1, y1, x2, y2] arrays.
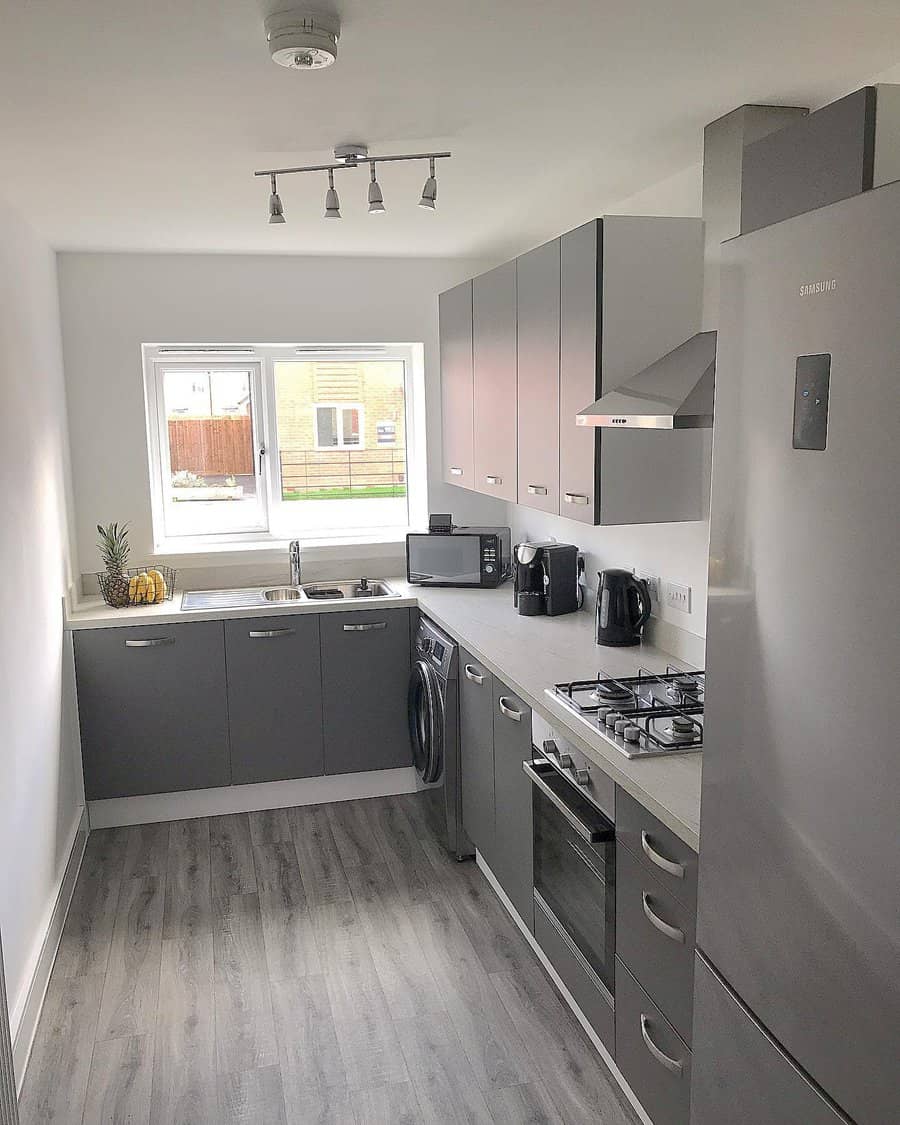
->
[[67, 580, 703, 850]]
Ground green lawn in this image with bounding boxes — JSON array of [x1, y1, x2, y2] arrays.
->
[[283, 485, 407, 501]]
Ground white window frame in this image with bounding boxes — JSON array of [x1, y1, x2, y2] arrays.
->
[[313, 402, 366, 451], [141, 343, 427, 553]]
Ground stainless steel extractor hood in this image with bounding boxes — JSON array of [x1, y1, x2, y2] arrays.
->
[[576, 330, 717, 429]]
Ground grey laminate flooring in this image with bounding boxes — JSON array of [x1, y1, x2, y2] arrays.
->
[[19, 793, 638, 1125]]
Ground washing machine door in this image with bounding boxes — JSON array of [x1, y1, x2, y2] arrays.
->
[[408, 659, 444, 785]]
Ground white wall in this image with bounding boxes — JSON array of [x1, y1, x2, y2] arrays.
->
[[57, 253, 506, 590], [0, 201, 84, 1052]]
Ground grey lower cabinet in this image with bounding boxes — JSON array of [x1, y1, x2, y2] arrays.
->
[[74, 621, 229, 800], [320, 607, 412, 775], [459, 650, 496, 865], [225, 615, 324, 785], [491, 685, 533, 930]]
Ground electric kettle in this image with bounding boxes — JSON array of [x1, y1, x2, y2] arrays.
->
[[595, 569, 652, 646]]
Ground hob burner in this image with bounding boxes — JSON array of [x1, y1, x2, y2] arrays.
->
[[590, 682, 633, 703]]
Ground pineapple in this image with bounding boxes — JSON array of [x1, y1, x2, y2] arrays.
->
[[97, 522, 131, 607]]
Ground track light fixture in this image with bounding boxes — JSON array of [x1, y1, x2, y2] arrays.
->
[[419, 157, 437, 210], [268, 174, 285, 224], [367, 164, 385, 214], [254, 145, 450, 223], [324, 168, 341, 219]]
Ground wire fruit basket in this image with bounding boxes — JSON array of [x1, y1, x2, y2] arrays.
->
[[97, 565, 177, 608]]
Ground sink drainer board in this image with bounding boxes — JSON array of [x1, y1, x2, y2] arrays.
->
[[181, 588, 281, 610]]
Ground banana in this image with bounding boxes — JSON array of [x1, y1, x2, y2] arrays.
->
[[128, 575, 139, 602], [145, 571, 157, 604], [148, 570, 167, 603], [135, 572, 149, 604]]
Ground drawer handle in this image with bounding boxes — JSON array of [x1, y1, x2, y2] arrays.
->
[[498, 696, 522, 721], [642, 892, 685, 944], [343, 622, 387, 632], [641, 830, 685, 879], [527, 484, 548, 496], [124, 637, 174, 648], [564, 492, 589, 506], [449, 466, 464, 476], [464, 664, 484, 684], [485, 475, 503, 485], [248, 628, 295, 638], [640, 1014, 684, 1076]]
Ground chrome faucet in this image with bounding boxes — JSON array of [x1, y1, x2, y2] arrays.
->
[[289, 540, 302, 586]]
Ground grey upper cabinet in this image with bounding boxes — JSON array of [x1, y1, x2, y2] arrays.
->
[[439, 280, 475, 488], [492, 684, 533, 930], [516, 239, 560, 513], [472, 261, 518, 503], [559, 216, 706, 525], [459, 650, 495, 864], [559, 220, 601, 521], [225, 615, 324, 785], [320, 608, 412, 775], [75, 621, 229, 800]]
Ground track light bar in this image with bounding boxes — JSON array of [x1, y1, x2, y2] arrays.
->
[[254, 147, 451, 223]]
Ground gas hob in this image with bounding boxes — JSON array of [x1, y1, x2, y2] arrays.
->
[[546, 666, 705, 759]]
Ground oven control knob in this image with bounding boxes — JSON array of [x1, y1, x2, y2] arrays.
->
[[605, 712, 622, 728], [573, 769, 590, 786], [623, 725, 641, 743], [542, 739, 558, 757], [614, 718, 630, 736], [558, 754, 574, 769]]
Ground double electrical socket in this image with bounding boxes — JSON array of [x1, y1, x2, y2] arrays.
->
[[634, 571, 692, 614]]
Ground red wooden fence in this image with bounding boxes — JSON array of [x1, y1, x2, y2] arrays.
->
[[168, 417, 254, 476]]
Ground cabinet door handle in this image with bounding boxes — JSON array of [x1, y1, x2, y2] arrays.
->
[[449, 466, 464, 476], [248, 628, 295, 638], [498, 696, 523, 722], [343, 622, 387, 632], [640, 1014, 684, 1076], [124, 637, 174, 648], [485, 475, 503, 485], [642, 892, 685, 944], [641, 830, 685, 879], [564, 492, 590, 506], [464, 664, 484, 684], [527, 484, 548, 496]]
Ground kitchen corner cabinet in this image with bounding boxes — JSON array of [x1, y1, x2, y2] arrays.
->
[[516, 239, 561, 512], [439, 280, 475, 488], [439, 215, 705, 523], [74, 621, 229, 800], [320, 608, 412, 774], [225, 616, 324, 785], [473, 261, 518, 502]]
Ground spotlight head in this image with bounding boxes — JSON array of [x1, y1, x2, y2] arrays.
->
[[268, 175, 286, 223], [419, 156, 437, 209], [367, 167, 385, 213], [324, 170, 341, 218]]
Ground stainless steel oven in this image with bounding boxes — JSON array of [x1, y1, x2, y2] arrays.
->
[[524, 747, 616, 998]]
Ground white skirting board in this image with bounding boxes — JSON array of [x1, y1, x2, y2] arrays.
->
[[88, 766, 421, 829], [476, 853, 653, 1125], [12, 808, 89, 1094]]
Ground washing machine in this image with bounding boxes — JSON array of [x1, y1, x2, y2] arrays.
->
[[408, 616, 474, 860]]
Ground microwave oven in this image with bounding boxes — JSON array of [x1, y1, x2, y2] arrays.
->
[[406, 527, 512, 588]]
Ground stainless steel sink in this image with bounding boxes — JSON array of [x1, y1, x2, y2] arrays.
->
[[263, 586, 304, 602], [301, 579, 397, 601]]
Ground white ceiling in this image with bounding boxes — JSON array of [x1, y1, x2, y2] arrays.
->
[[1, 0, 898, 258]]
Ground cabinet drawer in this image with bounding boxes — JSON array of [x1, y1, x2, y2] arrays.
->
[[616, 788, 697, 912], [534, 891, 614, 1053], [616, 957, 692, 1125], [616, 843, 695, 1043]]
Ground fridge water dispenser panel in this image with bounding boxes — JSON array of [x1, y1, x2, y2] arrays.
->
[[792, 354, 831, 450]]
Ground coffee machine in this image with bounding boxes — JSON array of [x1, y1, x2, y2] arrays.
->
[[513, 542, 580, 617]]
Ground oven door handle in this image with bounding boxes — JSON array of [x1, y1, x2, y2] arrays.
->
[[522, 760, 613, 844]]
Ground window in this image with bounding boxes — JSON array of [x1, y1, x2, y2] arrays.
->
[[142, 344, 424, 549]]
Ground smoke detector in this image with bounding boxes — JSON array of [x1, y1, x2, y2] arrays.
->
[[265, 9, 341, 70]]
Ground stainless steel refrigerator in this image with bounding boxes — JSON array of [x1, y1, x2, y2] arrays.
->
[[692, 180, 900, 1125]]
